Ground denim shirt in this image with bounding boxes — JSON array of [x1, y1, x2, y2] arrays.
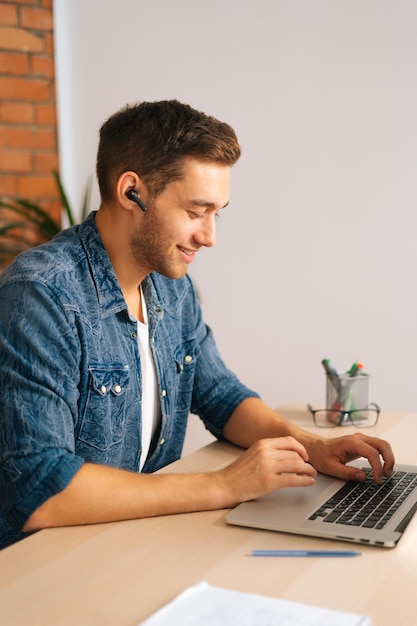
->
[[0, 212, 258, 548]]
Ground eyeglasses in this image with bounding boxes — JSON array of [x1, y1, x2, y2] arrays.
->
[[307, 403, 380, 428]]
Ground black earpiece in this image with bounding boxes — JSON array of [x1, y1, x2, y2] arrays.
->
[[125, 188, 148, 212]]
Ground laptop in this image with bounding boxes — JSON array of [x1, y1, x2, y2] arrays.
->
[[225, 460, 417, 548]]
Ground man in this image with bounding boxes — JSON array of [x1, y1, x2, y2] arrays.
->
[[0, 100, 394, 549]]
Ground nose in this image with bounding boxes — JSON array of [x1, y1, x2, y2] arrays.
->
[[194, 215, 217, 248]]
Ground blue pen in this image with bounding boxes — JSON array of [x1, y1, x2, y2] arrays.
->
[[251, 550, 361, 557]]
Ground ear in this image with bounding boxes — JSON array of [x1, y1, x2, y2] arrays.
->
[[117, 171, 145, 211]]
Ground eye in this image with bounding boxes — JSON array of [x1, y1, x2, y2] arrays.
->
[[187, 209, 222, 220]]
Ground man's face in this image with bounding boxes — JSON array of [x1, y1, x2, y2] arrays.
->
[[130, 157, 230, 279]]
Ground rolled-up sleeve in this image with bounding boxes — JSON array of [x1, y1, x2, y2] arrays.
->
[[0, 276, 85, 532]]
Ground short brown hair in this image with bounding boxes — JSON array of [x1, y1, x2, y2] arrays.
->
[[96, 100, 241, 202]]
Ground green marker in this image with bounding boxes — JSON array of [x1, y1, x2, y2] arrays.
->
[[321, 358, 340, 392]]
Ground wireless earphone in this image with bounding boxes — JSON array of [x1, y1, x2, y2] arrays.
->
[[125, 188, 148, 212]]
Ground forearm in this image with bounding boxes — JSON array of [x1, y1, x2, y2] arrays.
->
[[223, 397, 319, 452], [23, 462, 229, 533], [23, 405, 323, 534]]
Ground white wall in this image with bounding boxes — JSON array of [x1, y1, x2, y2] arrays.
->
[[54, 0, 417, 455]]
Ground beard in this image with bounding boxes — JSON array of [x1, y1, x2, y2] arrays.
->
[[129, 209, 189, 280]]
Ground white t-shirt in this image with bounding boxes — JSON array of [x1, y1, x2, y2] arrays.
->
[[136, 286, 161, 471]]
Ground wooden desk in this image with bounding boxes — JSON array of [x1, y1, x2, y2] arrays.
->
[[1, 404, 416, 626]]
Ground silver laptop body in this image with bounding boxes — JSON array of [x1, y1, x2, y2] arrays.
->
[[225, 461, 417, 548]]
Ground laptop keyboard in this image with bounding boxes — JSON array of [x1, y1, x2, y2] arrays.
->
[[309, 468, 417, 529]]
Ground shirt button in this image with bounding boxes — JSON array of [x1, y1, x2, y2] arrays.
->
[[160, 438, 165, 445], [161, 389, 167, 397], [131, 331, 137, 339], [114, 385, 122, 394], [184, 355, 193, 363], [155, 307, 162, 314], [100, 385, 107, 394]]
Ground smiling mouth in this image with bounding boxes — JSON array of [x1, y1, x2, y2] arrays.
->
[[178, 246, 198, 256], [178, 246, 198, 263]]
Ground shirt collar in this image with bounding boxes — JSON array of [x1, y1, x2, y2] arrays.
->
[[77, 212, 127, 318], [77, 212, 178, 320]]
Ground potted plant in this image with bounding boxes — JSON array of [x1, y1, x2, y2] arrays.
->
[[0, 171, 91, 270]]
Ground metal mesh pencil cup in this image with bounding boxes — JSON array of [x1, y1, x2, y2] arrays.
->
[[326, 372, 370, 413]]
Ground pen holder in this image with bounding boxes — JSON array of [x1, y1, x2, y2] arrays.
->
[[326, 372, 370, 423]]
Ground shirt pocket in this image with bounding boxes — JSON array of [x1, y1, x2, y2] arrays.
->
[[78, 365, 130, 451], [173, 339, 200, 412]]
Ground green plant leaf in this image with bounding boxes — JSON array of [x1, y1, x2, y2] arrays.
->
[[52, 169, 76, 226], [0, 170, 91, 269], [0, 199, 60, 237]]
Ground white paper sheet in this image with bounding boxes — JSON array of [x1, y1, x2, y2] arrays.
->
[[138, 581, 372, 625]]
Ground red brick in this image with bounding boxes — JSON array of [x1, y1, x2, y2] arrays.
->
[[34, 151, 58, 173], [31, 54, 54, 79], [0, 126, 56, 150], [0, 173, 18, 196], [2, 0, 37, 5], [33, 127, 56, 150], [0, 3, 17, 26], [0, 26, 43, 52], [0, 1, 57, 232], [43, 32, 54, 55], [0, 101, 35, 123], [0, 148, 32, 172], [21, 8, 53, 31], [18, 174, 57, 197], [0, 76, 49, 101], [0, 51, 29, 74], [0, 126, 33, 148], [35, 103, 55, 125]]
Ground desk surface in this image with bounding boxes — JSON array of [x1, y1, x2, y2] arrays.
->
[[1, 404, 417, 626]]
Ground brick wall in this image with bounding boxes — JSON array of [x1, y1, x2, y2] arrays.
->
[[0, 0, 60, 224]]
